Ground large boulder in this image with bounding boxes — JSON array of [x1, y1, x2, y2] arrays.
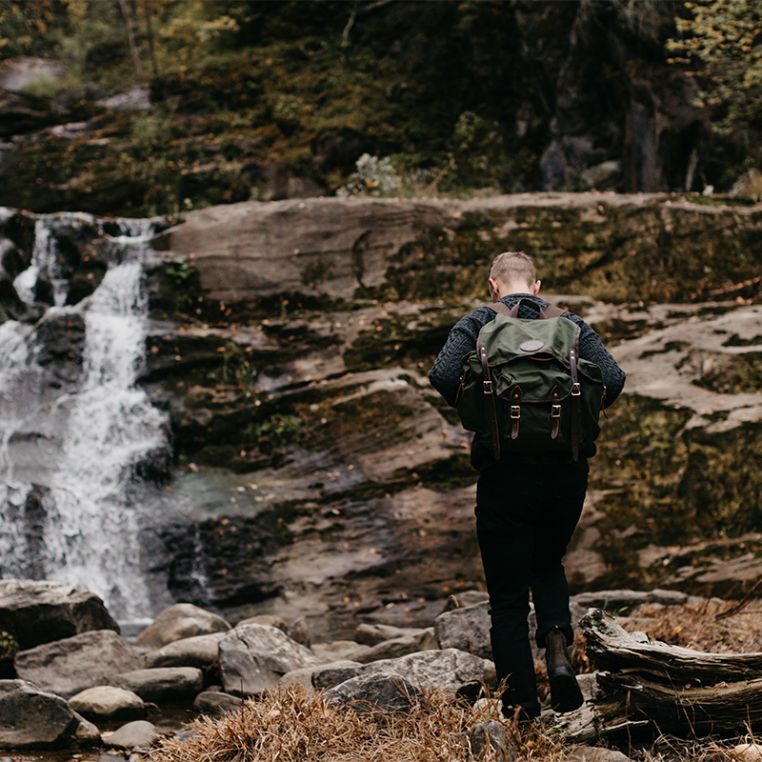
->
[[356, 648, 493, 696], [14, 629, 142, 697], [115, 667, 203, 703], [0, 679, 78, 748], [135, 603, 230, 649], [434, 601, 491, 660], [145, 632, 225, 669], [69, 685, 146, 722], [0, 579, 118, 649], [219, 623, 320, 696]]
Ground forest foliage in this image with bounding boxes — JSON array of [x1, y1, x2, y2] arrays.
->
[[0, 0, 759, 215]]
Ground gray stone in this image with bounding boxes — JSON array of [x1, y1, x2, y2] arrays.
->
[[193, 689, 243, 717], [234, 614, 288, 632], [354, 622, 432, 646], [434, 601, 491, 659], [280, 660, 362, 691], [102, 720, 158, 750], [14, 629, 142, 697], [325, 673, 423, 714], [69, 685, 146, 722], [72, 712, 100, 744], [287, 616, 311, 647], [145, 632, 224, 668], [219, 623, 320, 696], [467, 720, 517, 761], [357, 648, 493, 696], [0, 679, 78, 748], [115, 667, 203, 703], [356, 628, 438, 663], [311, 639, 372, 663], [0, 579, 118, 649], [135, 603, 230, 649]]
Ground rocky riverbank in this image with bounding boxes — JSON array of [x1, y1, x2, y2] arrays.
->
[[3, 578, 760, 759]]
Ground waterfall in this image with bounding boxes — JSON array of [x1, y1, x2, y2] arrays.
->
[[0, 212, 169, 622]]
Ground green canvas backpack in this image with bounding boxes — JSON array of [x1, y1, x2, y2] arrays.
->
[[455, 299, 606, 461]]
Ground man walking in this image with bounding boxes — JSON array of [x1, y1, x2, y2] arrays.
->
[[428, 251, 625, 721]]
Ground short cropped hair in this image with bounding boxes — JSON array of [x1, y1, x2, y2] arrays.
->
[[489, 251, 537, 285]]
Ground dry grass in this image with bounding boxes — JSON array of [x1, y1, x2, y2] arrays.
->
[[628, 599, 762, 653], [149, 682, 567, 762]]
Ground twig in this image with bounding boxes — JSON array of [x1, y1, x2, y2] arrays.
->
[[716, 578, 762, 621]]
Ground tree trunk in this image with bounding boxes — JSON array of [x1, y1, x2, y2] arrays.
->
[[118, 0, 143, 78]]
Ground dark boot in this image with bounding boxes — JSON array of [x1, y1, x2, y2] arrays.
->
[[545, 628, 583, 712]]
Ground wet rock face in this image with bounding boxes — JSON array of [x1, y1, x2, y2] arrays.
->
[[141, 195, 761, 638]]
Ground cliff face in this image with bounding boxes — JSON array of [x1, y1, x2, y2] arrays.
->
[[138, 193, 762, 637], [1, 193, 758, 635]]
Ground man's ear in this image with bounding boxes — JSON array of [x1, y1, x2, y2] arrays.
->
[[488, 277, 500, 301], [532, 279, 541, 296]]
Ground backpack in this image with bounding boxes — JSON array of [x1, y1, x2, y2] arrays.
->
[[455, 299, 606, 461]]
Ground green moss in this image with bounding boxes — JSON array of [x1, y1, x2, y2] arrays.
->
[[588, 395, 762, 588], [589, 395, 692, 585], [0, 630, 18, 662], [343, 310, 455, 373], [691, 352, 762, 394], [679, 421, 762, 536]]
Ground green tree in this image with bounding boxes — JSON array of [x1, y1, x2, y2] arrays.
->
[[667, 0, 762, 144]]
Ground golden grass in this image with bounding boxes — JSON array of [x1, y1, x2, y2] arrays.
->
[[148, 682, 567, 762], [630, 599, 762, 653]]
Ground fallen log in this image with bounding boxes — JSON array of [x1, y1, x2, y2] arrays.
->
[[548, 609, 762, 741], [598, 672, 762, 735], [580, 608, 762, 685]]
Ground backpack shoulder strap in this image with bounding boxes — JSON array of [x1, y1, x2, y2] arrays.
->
[[483, 299, 566, 319]]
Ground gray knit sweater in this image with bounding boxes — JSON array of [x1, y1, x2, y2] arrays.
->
[[428, 293, 626, 467]]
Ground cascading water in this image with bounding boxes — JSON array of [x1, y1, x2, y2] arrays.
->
[[0, 211, 169, 622]]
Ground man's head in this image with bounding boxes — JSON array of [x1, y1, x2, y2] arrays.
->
[[488, 251, 540, 301]]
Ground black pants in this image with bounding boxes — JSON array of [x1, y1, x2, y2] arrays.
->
[[475, 457, 588, 718]]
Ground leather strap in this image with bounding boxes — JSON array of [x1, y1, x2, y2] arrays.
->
[[483, 302, 513, 317], [479, 344, 501, 460], [550, 387, 561, 440], [569, 344, 581, 461], [510, 386, 521, 440]]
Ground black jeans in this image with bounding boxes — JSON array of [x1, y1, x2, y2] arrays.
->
[[475, 457, 588, 718]]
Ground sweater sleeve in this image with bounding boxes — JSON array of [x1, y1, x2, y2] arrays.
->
[[564, 313, 626, 407], [428, 306, 493, 406]]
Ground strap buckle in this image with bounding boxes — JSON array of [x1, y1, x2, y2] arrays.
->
[[551, 403, 561, 418], [483, 380, 493, 394], [510, 405, 521, 419], [571, 382, 581, 397]]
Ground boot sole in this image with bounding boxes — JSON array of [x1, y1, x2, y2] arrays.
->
[[549, 668, 584, 713]]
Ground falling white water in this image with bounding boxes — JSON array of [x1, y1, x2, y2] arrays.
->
[[0, 214, 168, 621], [14, 218, 73, 306]]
